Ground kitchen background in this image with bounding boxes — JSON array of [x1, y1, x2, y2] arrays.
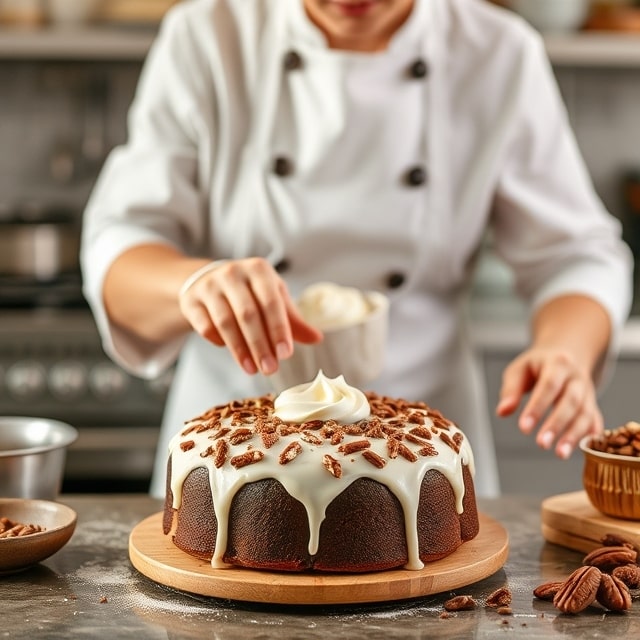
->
[[1, 0, 639, 495]]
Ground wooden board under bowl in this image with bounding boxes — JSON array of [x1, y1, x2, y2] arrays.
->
[[129, 511, 508, 605], [541, 490, 640, 554]]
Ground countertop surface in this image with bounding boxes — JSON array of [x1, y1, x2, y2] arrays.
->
[[2, 494, 639, 639]]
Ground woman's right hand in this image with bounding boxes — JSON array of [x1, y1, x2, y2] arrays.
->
[[178, 257, 323, 375]]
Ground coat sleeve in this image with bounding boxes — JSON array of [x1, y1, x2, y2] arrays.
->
[[80, 7, 213, 378], [490, 31, 633, 355]]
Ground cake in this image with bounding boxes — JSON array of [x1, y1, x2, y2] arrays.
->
[[162, 371, 479, 573]]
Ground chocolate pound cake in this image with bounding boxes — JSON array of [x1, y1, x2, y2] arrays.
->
[[163, 371, 479, 573]]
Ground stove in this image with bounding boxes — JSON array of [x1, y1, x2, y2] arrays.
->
[[0, 308, 173, 492]]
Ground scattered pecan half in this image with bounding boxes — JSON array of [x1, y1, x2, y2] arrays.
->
[[486, 587, 512, 608], [596, 573, 632, 612], [553, 566, 602, 614], [533, 581, 564, 601], [601, 533, 637, 551], [583, 546, 638, 571], [444, 595, 477, 612], [612, 564, 640, 589]]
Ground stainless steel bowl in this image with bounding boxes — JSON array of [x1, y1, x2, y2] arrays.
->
[[0, 417, 78, 500]]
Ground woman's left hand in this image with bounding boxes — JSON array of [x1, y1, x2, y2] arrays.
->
[[495, 346, 604, 459]]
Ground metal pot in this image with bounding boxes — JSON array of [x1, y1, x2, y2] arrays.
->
[[0, 207, 81, 281], [0, 417, 78, 500]]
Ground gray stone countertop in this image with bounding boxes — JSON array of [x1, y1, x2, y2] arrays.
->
[[2, 494, 639, 639]]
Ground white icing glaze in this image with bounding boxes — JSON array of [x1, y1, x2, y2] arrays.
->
[[168, 395, 475, 572], [296, 282, 373, 330], [273, 370, 371, 423]]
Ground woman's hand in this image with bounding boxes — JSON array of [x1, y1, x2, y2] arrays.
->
[[178, 257, 323, 375], [496, 346, 603, 459], [495, 294, 612, 460]]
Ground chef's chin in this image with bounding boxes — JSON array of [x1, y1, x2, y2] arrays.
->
[[303, 0, 415, 52]]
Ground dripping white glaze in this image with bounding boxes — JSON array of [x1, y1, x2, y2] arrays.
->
[[168, 374, 475, 571]]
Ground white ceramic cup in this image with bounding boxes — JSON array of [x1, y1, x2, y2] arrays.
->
[[268, 290, 389, 393]]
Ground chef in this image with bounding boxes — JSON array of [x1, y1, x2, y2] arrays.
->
[[81, 0, 633, 498]]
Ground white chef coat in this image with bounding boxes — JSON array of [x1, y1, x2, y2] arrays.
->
[[81, 0, 633, 499]]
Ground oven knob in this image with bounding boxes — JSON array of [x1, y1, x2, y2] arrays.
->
[[6, 361, 47, 400], [48, 361, 87, 400], [88, 363, 129, 400]]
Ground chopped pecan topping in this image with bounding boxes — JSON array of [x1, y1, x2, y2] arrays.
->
[[553, 566, 602, 614], [301, 419, 323, 431], [228, 428, 253, 445], [279, 441, 303, 465], [213, 440, 228, 468], [418, 443, 438, 457], [409, 426, 432, 440], [280, 425, 302, 436], [596, 573, 632, 612], [533, 581, 564, 601], [365, 424, 385, 439], [362, 450, 386, 469], [330, 430, 345, 445], [387, 438, 400, 459], [405, 433, 430, 447], [209, 427, 231, 441], [496, 607, 512, 616], [180, 440, 195, 452], [397, 442, 418, 462], [439, 431, 459, 453], [444, 595, 477, 612], [322, 454, 342, 478], [230, 450, 264, 469], [338, 439, 371, 455], [406, 412, 425, 425], [583, 546, 637, 571], [485, 587, 512, 608], [258, 431, 277, 449], [301, 431, 323, 446]]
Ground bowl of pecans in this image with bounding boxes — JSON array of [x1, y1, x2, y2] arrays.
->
[[580, 422, 640, 520], [0, 498, 76, 574]]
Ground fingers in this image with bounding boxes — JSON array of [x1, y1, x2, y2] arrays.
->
[[178, 258, 321, 376], [498, 348, 602, 460]]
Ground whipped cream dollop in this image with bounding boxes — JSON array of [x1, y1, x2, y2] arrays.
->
[[273, 370, 371, 423], [297, 282, 372, 330]]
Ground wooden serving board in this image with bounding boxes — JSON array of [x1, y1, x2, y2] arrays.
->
[[129, 512, 508, 605], [541, 491, 640, 554]]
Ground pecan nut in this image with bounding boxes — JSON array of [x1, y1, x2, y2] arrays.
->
[[600, 533, 637, 551], [553, 566, 602, 614], [533, 581, 564, 601], [582, 546, 637, 571], [444, 595, 477, 612], [612, 563, 640, 589], [596, 573, 632, 612], [486, 587, 512, 608]]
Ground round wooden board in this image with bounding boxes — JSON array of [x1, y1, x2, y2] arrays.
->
[[129, 512, 508, 605]]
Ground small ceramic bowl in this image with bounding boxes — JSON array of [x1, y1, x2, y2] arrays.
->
[[0, 498, 76, 574], [580, 428, 640, 521]]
